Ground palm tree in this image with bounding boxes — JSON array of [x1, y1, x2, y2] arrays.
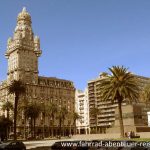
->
[[0, 116, 13, 141], [2, 101, 13, 119], [45, 101, 58, 137], [2, 101, 13, 139], [62, 107, 68, 136], [57, 106, 68, 137], [98, 66, 141, 138], [24, 102, 41, 138], [72, 112, 81, 135], [90, 107, 100, 134], [141, 82, 150, 102], [40, 101, 46, 138], [8, 80, 25, 140], [18, 100, 28, 140]]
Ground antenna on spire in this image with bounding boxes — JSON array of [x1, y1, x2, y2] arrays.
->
[[22, 7, 26, 12]]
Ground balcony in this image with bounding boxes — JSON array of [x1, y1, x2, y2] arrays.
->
[[88, 93, 95, 96], [79, 103, 84, 106], [88, 84, 94, 87], [79, 107, 84, 110], [101, 109, 115, 113], [89, 105, 95, 109], [98, 113, 115, 117], [80, 112, 84, 114], [89, 102, 95, 105], [98, 118, 115, 122], [98, 122, 112, 127]]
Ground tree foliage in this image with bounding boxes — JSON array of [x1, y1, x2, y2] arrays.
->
[[141, 82, 150, 102], [8, 80, 25, 140], [2, 101, 13, 111], [99, 66, 141, 137], [90, 107, 100, 133], [24, 102, 41, 119]]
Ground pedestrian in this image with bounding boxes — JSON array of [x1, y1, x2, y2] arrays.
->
[[127, 131, 131, 139], [125, 132, 127, 138]]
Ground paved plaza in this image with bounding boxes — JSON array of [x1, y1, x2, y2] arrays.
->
[[24, 132, 150, 149]]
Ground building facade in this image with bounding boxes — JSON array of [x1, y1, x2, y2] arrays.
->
[[88, 73, 150, 133], [75, 89, 90, 134], [0, 8, 75, 137]]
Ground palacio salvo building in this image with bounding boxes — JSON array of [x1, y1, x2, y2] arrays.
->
[[0, 8, 75, 137]]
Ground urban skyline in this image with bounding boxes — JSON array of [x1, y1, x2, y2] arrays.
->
[[0, 3, 150, 146], [1, 0, 150, 90]]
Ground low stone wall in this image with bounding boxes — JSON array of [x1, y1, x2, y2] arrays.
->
[[72, 132, 150, 140], [72, 133, 120, 140], [107, 126, 150, 133], [137, 132, 150, 138]]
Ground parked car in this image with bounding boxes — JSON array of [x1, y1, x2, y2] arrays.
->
[[0, 141, 26, 150]]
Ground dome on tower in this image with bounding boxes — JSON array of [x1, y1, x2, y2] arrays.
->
[[17, 7, 31, 23]]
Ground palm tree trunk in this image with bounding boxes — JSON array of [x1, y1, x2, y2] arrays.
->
[[33, 118, 36, 138], [14, 94, 19, 141], [75, 124, 77, 135], [52, 117, 54, 137], [59, 118, 62, 138], [24, 117, 26, 140], [118, 101, 124, 138], [48, 117, 51, 137], [95, 116, 98, 134], [7, 109, 10, 139], [7, 109, 10, 120], [62, 121, 64, 136], [74, 120, 76, 135], [31, 118, 33, 138], [69, 123, 71, 136]]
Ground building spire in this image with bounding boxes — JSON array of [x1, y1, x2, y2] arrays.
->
[[6, 7, 42, 59], [17, 7, 31, 23], [22, 7, 26, 12]]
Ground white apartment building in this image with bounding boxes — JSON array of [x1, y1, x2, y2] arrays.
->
[[75, 88, 90, 134]]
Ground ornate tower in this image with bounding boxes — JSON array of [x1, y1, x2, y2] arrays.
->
[[5, 7, 42, 84]]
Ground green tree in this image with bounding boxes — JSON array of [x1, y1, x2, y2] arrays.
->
[[0, 116, 12, 141], [141, 82, 150, 103], [24, 102, 41, 138], [72, 112, 81, 135], [45, 101, 58, 137], [2, 101, 13, 139], [57, 106, 68, 137], [8, 80, 25, 141], [2, 101, 13, 119], [18, 100, 28, 140], [40, 101, 46, 138], [99, 66, 141, 138], [90, 107, 100, 134]]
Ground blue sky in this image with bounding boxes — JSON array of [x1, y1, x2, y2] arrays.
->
[[1, 0, 150, 90]]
